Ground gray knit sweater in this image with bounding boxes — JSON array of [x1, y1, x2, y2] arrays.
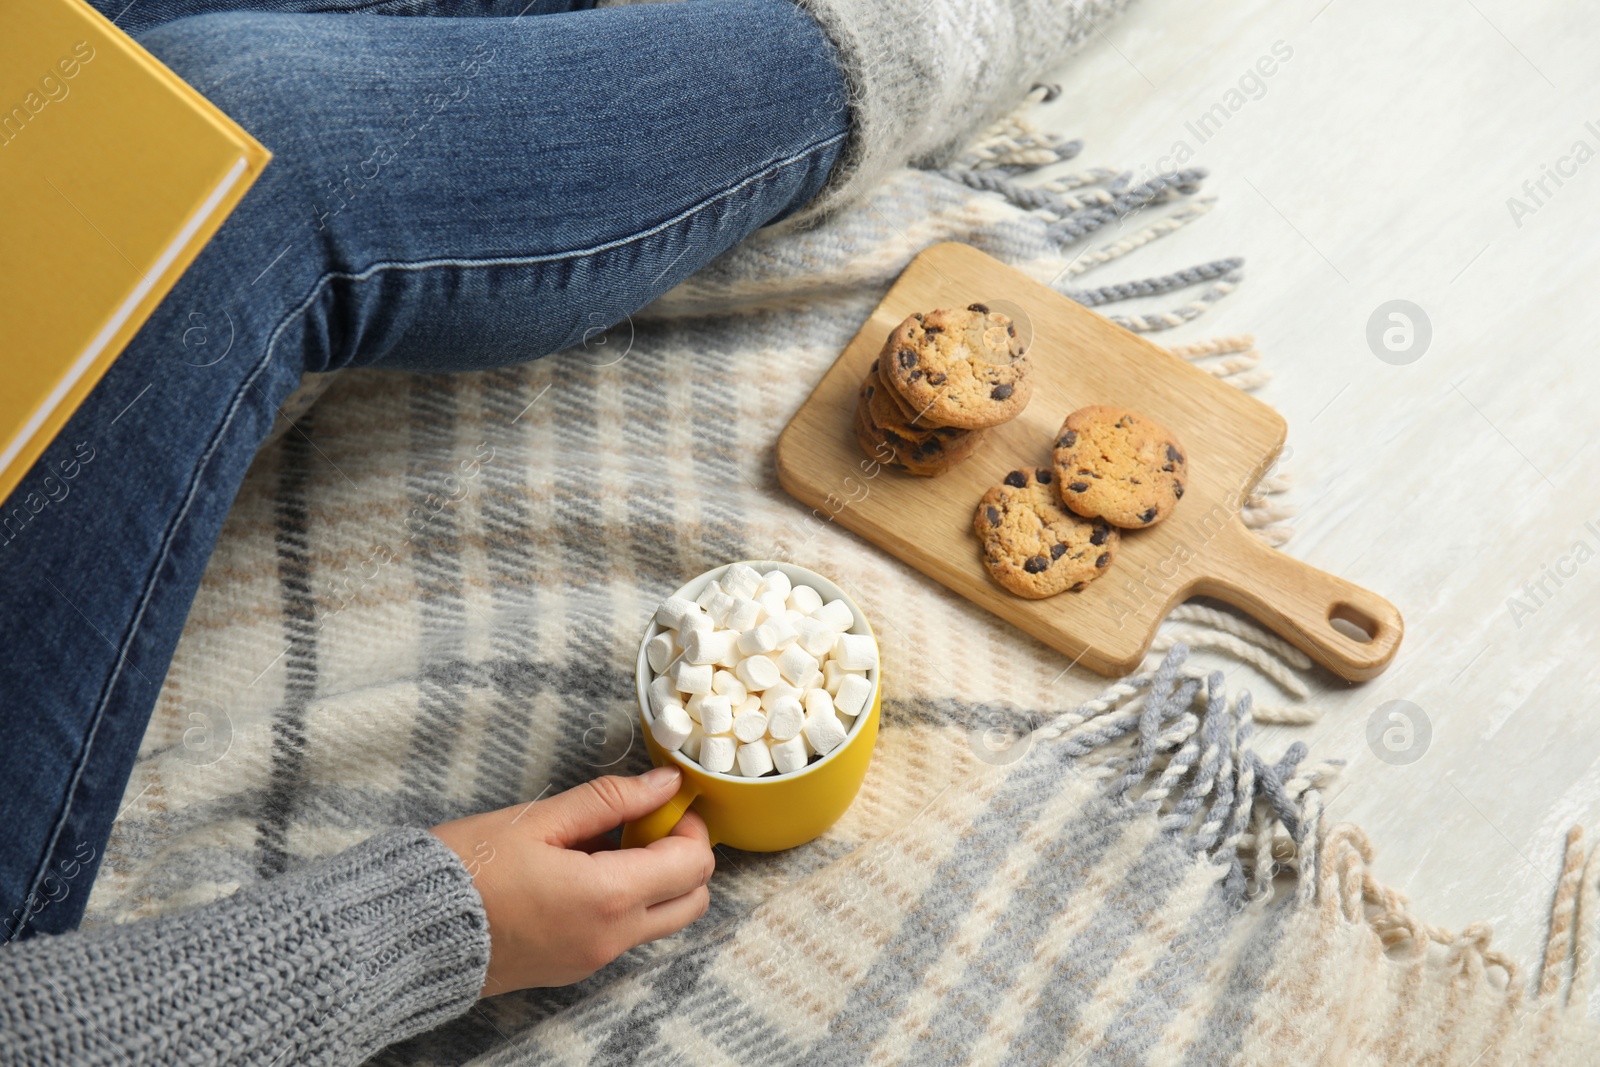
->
[[0, 831, 489, 1065]]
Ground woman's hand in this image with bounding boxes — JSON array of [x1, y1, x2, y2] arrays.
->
[[430, 766, 714, 996]]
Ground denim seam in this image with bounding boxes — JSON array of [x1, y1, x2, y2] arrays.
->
[[12, 125, 845, 934], [337, 128, 847, 283]]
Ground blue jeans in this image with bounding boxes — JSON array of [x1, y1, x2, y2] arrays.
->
[[0, 0, 849, 939]]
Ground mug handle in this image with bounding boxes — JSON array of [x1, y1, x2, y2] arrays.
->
[[621, 777, 703, 848]]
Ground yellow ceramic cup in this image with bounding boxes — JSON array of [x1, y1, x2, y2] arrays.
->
[[621, 561, 881, 852]]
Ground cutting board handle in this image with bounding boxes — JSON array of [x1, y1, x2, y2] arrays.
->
[[1190, 523, 1403, 682]]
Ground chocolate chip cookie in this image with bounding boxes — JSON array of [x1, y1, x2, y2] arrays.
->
[[973, 467, 1119, 598], [854, 384, 986, 476], [1051, 406, 1187, 528], [879, 305, 1032, 430]]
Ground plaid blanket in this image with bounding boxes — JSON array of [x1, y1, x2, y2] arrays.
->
[[85, 100, 1600, 1065]]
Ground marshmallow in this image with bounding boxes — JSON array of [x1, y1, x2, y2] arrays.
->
[[732, 708, 769, 743], [699, 734, 736, 773], [712, 670, 747, 703], [765, 615, 799, 649], [682, 724, 705, 762], [803, 688, 835, 720], [813, 599, 855, 632], [735, 654, 780, 691], [736, 739, 774, 777], [674, 662, 713, 696], [646, 632, 676, 674], [725, 597, 761, 633], [704, 589, 736, 628], [777, 644, 820, 686], [756, 569, 792, 600], [700, 694, 734, 736], [770, 736, 808, 775], [834, 673, 873, 718], [647, 675, 674, 715], [794, 617, 836, 658], [683, 628, 738, 666], [787, 584, 823, 615], [684, 693, 706, 723], [654, 596, 698, 629], [832, 633, 878, 671], [736, 623, 779, 656], [822, 660, 844, 695], [803, 711, 848, 755], [651, 704, 693, 750], [679, 611, 713, 640], [759, 680, 802, 712], [766, 698, 805, 741], [793, 668, 823, 693], [734, 694, 764, 717], [756, 591, 788, 624], [721, 563, 762, 600], [694, 580, 722, 611]]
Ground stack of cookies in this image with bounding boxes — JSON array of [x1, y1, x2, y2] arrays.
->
[[855, 303, 1032, 476], [973, 406, 1187, 599]]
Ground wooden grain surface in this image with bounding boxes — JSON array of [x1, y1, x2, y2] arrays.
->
[[776, 242, 1402, 679]]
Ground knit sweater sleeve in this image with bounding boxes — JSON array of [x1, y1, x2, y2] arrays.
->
[[0, 828, 490, 1067]]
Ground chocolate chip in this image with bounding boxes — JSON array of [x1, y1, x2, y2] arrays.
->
[[908, 370, 923, 382], [1161, 463, 1175, 473], [1058, 430, 1077, 449], [1037, 469, 1053, 484], [912, 312, 924, 320], [1090, 527, 1108, 545], [991, 383, 1014, 401], [1004, 470, 1028, 488], [1007, 323, 1016, 337], [914, 439, 942, 458], [1071, 581, 1088, 592], [1173, 482, 1184, 499], [1140, 508, 1157, 524], [1096, 553, 1110, 568], [1068, 482, 1089, 493], [1166, 444, 1182, 464], [986, 506, 1000, 525], [1051, 543, 1067, 559], [897, 348, 917, 369], [968, 302, 990, 313], [884, 430, 911, 448], [927, 371, 947, 386], [1024, 555, 1050, 573], [865, 385, 875, 399], [924, 325, 942, 335]]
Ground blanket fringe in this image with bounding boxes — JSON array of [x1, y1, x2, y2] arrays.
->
[[1049, 643, 1600, 1028], [935, 94, 1242, 332]]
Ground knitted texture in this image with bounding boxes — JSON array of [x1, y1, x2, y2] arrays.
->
[[599, 0, 1135, 230], [0, 829, 488, 1065], [72, 99, 1600, 1064]]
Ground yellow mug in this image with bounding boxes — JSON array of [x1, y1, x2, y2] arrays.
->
[[621, 561, 881, 851]]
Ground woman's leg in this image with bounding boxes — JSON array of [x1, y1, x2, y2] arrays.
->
[[0, 0, 849, 938]]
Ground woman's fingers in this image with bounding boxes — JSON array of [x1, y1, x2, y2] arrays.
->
[[596, 810, 714, 906], [638, 885, 712, 945], [535, 766, 682, 846]]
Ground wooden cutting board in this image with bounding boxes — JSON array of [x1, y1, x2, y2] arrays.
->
[[775, 242, 1403, 681]]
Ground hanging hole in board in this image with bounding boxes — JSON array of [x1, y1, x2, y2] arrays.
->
[[1328, 602, 1378, 644]]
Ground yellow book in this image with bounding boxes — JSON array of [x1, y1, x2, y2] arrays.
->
[[0, 0, 271, 508]]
